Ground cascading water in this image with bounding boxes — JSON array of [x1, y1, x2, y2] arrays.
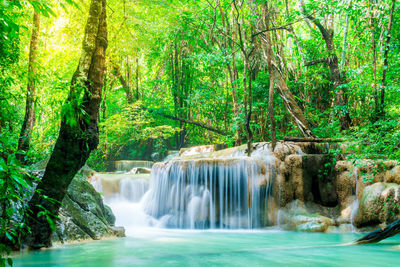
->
[[143, 157, 275, 229], [350, 166, 359, 231], [90, 171, 152, 230], [91, 146, 277, 232]]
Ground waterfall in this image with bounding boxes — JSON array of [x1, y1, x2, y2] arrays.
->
[[142, 157, 275, 229], [91, 145, 278, 231], [350, 166, 359, 231], [90, 173, 151, 229]]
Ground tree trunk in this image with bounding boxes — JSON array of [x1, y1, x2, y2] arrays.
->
[[354, 218, 400, 244], [216, 1, 241, 145], [263, 4, 277, 150], [25, 0, 107, 249], [379, 0, 396, 116], [340, 0, 352, 72], [113, 64, 133, 104], [300, 2, 352, 130], [17, 11, 40, 163], [136, 57, 139, 100], [369, 0, 378, 117]]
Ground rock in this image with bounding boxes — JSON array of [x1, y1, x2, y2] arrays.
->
[[326, 224, 353, 233], [278, 201, 334, 232], [128, 167, 151, 174], [52, 172, 125, 244], [354, 182, 400, 227], [110, 226, 125, 237], [297, 222, 326, 232], [104, 205, 116, 226]]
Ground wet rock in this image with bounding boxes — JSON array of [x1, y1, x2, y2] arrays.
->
[[354, 182, 400, 227], [297, 222, 326, 232], [51, 169, 124, 244], [278, 201, 334, 232], [326, 224, 353, 233]]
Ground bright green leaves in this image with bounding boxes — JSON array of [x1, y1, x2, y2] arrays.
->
[[28, 1, 56, 17]]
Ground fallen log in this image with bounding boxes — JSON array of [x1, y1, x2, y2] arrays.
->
[[284, 137, 342, 143], [354, 218, 400, 244]]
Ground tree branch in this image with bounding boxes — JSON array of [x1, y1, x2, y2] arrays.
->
[[304, 57, 330, 66]]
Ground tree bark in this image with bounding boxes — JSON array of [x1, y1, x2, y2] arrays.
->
[[25, 0, 107, 249], [379, 0, 396, 116], [17, 11, 40, 163]]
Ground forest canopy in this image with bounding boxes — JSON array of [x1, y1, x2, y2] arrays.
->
[[1, 0, 399, 169]]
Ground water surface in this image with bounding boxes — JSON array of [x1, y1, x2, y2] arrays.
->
[[14, 229, 400, 267]]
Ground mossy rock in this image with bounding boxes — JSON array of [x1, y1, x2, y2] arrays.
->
[[355, 182, 400, 227], [52, 170, 124, 243]]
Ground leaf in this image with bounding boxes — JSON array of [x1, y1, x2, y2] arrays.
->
[[0, 158, 7, 172]]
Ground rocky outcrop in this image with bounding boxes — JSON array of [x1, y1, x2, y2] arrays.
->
[[51, 172, 125, 244], [30, 165, 125, 244], [353, 182, 400, 227], [175, 142, 400, 232], [278, 201, 337, 232]]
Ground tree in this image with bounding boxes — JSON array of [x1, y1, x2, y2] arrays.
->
[[24, 0, 108, 249], [17, 11, 40, 164], [300, 0, 352, 130], [379, 0, 396, 116]]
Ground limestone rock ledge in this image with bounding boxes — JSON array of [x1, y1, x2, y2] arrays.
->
[[31, 166, 125, 245]]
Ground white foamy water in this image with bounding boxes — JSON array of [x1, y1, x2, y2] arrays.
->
[[91, 147, 277, 233]]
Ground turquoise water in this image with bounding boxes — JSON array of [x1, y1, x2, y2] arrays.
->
[[13, 229, 400, 267]]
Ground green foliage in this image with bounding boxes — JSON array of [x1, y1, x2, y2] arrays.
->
[[0, 132, 33, 266]]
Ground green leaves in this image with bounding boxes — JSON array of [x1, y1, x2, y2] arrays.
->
[[28, 1, 56, 17]]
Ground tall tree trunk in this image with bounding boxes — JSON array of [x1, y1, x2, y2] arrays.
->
[[17, 11, 40, 163], [233, 0, 253, 155], [136, 57, 139, 100], [216, 1, 241, 145], [340, 0, 352, 72], [263, 4, 277, 150], [25, 0, 107, 249], [379, 0, 396, 116], [300, 2, 352, 130], [369, 0, 378, 117], [113, 64, 133, 104]]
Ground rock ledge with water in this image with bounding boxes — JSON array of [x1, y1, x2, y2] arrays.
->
[[31, 164, 125, 244]]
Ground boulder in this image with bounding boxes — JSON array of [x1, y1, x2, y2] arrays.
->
[[354, 182, 400, 227], [278, 201, 335, 232], [50, 168, 124, 244]]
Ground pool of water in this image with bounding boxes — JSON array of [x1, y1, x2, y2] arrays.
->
[[13, 229, 400, 267]]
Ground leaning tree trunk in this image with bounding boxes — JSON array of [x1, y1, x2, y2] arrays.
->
[[354, 218, 400, 244], [259, 4, 316, 139], [25, 0, 107, 249], [112, 64, 134, 104], [17, 11, 40, 163]]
